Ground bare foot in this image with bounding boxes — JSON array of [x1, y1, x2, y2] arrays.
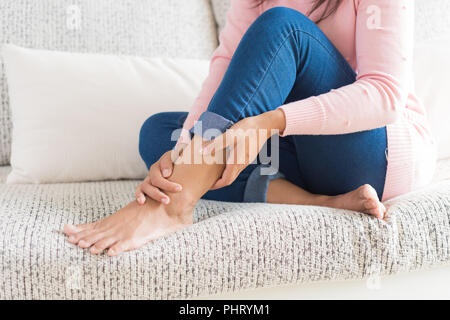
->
[[324, 184, 386, 219], [63, 198, 194, 256]]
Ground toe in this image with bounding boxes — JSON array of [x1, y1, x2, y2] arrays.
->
[[107, 242, 127, 257], [76, 222, 95, 231], [63, 224, 80, 235], [366, 206, 385, 219], [359, 184, 378, 200], [90, 237, 118, 255], [376, 206, 385, 219], [64, 223, 95, 236], [68, 230, 94, 245], [364, 199, 378, 210], [108, 239, 139, 257], [380, 203, 387, 218], [366, 208, 381, 218], [78, 232, 108, 249]]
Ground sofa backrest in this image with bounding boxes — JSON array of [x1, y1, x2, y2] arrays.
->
[[211, 0, 450, 42], [0, 0, 218, 166]]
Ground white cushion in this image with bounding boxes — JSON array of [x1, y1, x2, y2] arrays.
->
[[414, 40, 450, 160], [3, 44, 209, 184], [0, 0, 218, 166]]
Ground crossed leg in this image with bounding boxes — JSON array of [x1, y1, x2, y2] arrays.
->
[[63, 134, 385, 256], [64, 8, 387, 256]]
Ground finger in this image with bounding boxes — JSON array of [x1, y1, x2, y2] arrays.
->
[[151, 174, 182, 193], [220, 165, 240, 186], [174, 142, 188, 156], [161, 152, 174, 178], [135, 186, 146, 205], [202, 132, 231, 155], [210, 165, 240, 190], [210, 178, 228, 190], [136, 175, 151, 203], [140, 183, 170, 204]]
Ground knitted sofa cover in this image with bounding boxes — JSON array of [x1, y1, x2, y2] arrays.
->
[[1, 160, 449, 299]]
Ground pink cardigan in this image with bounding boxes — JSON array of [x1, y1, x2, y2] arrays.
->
[[181, 0, 437, 201]]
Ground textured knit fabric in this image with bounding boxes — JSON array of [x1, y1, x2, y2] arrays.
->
[[181, 0, 437, 202], [0, 160, 449, 300], [0, 0, 218, 166]]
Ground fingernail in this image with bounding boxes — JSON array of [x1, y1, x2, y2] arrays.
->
[[175, 184, 182, 192], [162, 197, 170, 204], [139, 195, 146, 204], [162, 169, 170, 177]]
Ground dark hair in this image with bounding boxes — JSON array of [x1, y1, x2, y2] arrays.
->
[[258, 0, 343, 24]]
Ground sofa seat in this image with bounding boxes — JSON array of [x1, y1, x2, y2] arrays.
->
[[1, 160, 450, 299]]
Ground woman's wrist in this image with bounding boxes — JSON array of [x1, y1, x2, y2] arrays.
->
[[259, 109, 286, 136]]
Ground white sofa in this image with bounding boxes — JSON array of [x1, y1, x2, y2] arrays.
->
[[1, 0, 450, 300]]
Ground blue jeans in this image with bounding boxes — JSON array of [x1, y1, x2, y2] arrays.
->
[[139, 7, 388, 203]]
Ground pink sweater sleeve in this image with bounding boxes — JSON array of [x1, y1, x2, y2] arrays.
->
[[280, 0, 414, 136], [179, 0, 260, 143]]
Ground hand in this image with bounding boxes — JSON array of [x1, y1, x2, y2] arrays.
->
[[203, 109, 286, 190], [135, 143, 187, 205]]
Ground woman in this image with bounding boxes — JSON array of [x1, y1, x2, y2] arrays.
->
[[64, 0, 436, 256]]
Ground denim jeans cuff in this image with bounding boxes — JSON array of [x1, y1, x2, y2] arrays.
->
[[189, 111, 234, 141], [243, 165, 285, 203]]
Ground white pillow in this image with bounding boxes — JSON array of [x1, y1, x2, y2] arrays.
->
[[413, 39, 450, 160], [3, 44, 209, 184]]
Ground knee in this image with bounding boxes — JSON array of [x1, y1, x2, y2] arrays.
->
[[140, 112, 168, 144], [139, 112, 178, 167], [254, 7, 311, 31]]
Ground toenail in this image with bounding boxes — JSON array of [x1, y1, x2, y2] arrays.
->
[[69, 236, 75, 242]]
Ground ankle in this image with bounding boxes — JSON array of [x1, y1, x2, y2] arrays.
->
[[165, 189, 198, 218], [309, 194, 334, 207]]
